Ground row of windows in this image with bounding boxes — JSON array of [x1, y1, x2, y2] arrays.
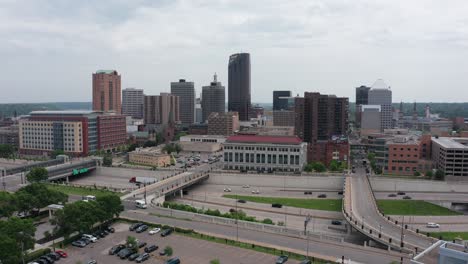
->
[[224, 152, 300, 165], [392, 147, 418, 151], [392, 154, 418, 158], [224, 145, 300, 152]]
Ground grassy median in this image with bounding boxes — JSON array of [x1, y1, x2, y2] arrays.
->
[[376, 200, 461, 216], [46, 183, 123, 197], [223, 195, 342, 212], [427, 232, 468, 240]]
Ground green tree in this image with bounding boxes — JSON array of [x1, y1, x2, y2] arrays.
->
[[96, 194, 124, 220], [0, 217, 36, 264], [0, 191, 17, 218], [15, 183, 68, 215], [304, 163, 314, 172], [51, 149, 65, 159], [174, 143, 182, 154], [143, 140, 157, 148], [210, 259, 220, 264], [156, 132, 164, 144], [413, 171, 421, 176], [128, 143, 139, 152], [329, 160, 341, 172], [164, 246, 173, 257], [261, 218, 274, 225], [162, 144, 176, 154], [53, 201, 104, 235], [126, 236, 138, 251], [0, 144, 15, 158], [103, 155, 113, 167], [435, 169, 445, 181], [311, 162, 326, 172], [26, 167, 48, 182], [367, 153, 376, 162], [174, 132, 187, 141], [426, 170, 433, 177]]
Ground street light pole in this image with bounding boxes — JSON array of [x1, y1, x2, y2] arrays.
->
[[235, 193, 239, 245]]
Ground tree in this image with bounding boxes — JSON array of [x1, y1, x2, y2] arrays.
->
[[425, 170, 433, 177], [329, 160, 341, 172], [174, 132, 187, 141], [435, 169, 445, 181], [0, 144, 15, 158], [164, 246, 173, 257], [51, 149, 65, 159], [96, 194, 124, 220], [262, 218, 274, 225], [413, 171, 421, 176], [126, 236, 138, 251], [0, 217, 36, 264], [103, 155, 112, 167], [15, 183, 68, 214], [53, 201, 104, 235], [0, 192, 16, 218], [143, 140, 157, 148], [26, 167, 48, 182], [311, 162, 326, 172], [162, 144, 175, 154], [174, 143, 182, 154], [128, 143, 139, 152], [210, 259, 220, 264], [156, 133, 164, 144]]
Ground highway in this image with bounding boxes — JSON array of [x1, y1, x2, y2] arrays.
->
[[348, 171, 435, 252]]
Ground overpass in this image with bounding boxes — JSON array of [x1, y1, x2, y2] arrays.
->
[[121, 169, 209, 203], [46, 160, 97, 181], [343, 174, 437, 254], [1, 157, 66, 176]]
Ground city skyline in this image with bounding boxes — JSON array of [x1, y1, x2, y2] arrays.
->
[[1, 1, 468, 104]]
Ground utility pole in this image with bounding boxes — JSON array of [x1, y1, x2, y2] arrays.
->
[[236, 193, 239, 245], [304, 215, 311, 258], [400, 215, 405, 250]]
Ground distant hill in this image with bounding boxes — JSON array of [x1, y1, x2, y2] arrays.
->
[[0, 102, 91, 117]]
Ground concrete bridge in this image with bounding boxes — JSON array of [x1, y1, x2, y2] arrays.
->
[[46, 160, 97, 181]]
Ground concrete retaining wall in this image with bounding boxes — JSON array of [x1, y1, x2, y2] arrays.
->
[[370, 177, 468, 193]]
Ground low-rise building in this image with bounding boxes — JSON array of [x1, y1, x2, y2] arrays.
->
[[223, 135, 307, 172], [432, 137, 468, 178], [0, 125, 19, 147], [179, 135, 226, 153], [128, 147, 171, 167]]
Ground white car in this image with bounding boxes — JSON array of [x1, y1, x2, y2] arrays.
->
[[251, 189, 260, 194], [149, 227, 161, 235], [426, 223, 440, 228], [242, 185, 250, 188], [223, 187, 232, 192], [82, 234, 98, 242]]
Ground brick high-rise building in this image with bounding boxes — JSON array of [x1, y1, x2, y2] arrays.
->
[[171, 79, 195, 125], [92, 70, 121, 114], [202, 73, 225, 123], [122, 88, 144, 119], [143, 93, 179, 125], [207, 112, 239, 136], [97, 115, 127, 151], [228, 53, 251, 121], [294, 92, 349, 164]]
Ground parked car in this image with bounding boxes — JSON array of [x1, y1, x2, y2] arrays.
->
[[47, 253, 61, 261], [39, 256, 54, 264], [144, 245, 158, 253], [403, 196, 412, 200], [87, 260, 97, 264], [118, 248, 136, 259], [159, 250, 167, 256], [304, 191, 312, 195], [388, 194, 397, 197], [108, 244, 125, 255], [82, 234, 98, 243], [71, 240, 86, 248], [80, 237, 92, 245], [129, 222, 144, 231], [237, 199, 246, 203], [318, 194, 327, 198], [276, 255, 289, 264], [229, 208, 237, 213], [149, 227, 161, 235], [136, 253, 150, 263], [138, 241, 147, 248], [337, 191, 344, 195], [397, 191, 406, 195], [331, 220, 342, 225], [128, 253, 140, 261], [165, 257, 181, 264], [55, 250, 67, 258], [136, 224, 149, 233], [299, 259, 312, 264], [242, 185, 250, 188], [272, 203, 283, 208], [161, 228, 173, 237], [427, 222, 440, 228], [107, 226, 115, 233]]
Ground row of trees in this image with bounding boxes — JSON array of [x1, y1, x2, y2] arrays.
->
[[0, 217, 37, 264], [162, 143, 182, 154], [304, 160, 347, 173]]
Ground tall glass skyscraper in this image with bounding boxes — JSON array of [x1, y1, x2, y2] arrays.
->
[[228, 53, 251, 121]]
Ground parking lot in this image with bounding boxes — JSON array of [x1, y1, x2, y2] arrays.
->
[[58, 222, 304, 264]]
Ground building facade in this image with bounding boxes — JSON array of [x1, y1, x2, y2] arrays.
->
[[273, 91, 292, 111], [179, 135, 226, 153], [129, 148, 171, 167], [171, 79, 195, 125], [122, 88, 144, 119], [0, 126, 19, 147], [273, 110, 295, 127], [223, 135, 307, 172], [207, 112, 239, 136], [202, 74, 225, 122], [432, 137, 468, 178], [355, 85, 371, 105], [143, 93, 179, 125], [97, 115, 127, 151], [368, 79, 392, 131], [92, 70, 122, 114], [228, 53, 251, 121]]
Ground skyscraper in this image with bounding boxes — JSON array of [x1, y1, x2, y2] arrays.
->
[[368, 79, 392, 131], [92, 70, 121, 114], [122, 88, 144, 119], [355, 86, 371, 105], [202, 73, 225, 122], [228, 53, 251, 121], [171, 79, 195, 125], [273, 91, 292, 110], [143, 93, 179, 125]]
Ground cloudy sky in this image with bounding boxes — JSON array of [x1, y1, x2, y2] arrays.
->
[[1, 0, 468, 103]]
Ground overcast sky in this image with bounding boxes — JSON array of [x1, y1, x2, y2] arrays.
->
[[1, 0, 468, 103]]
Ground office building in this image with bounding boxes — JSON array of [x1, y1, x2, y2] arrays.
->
[[0, 125, 19, 147], [432, 137, 468, 178], [195, 98, 203, 123], [180, 135, 226, 153], [273, 110, 295, 127], [360, 105, 381, 136], [92, 70, 122, 114], [355, 86, 371, 105], [122, 88, 144, 119], [368, 79, 392, 131], [19, 111, 126, 156], [228, 53, 251, 121], [223, 135, 307, 172], [202, 74, 225, 122], [129, 147, 171, 167], [273, 91, 292, 110], [171, 79, 195, 125], [143, 93, 179, 125], [207, 112, 239, 136]]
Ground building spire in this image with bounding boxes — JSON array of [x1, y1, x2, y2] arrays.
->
[[214, 72, 217, 82]]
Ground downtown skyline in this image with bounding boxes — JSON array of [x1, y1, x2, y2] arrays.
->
[[1, 0, 468, 103]]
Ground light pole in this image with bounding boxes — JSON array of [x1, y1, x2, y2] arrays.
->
[[18, 231, 25, 264], [304, 215, 311, 258], [235, 193, 239, 245]]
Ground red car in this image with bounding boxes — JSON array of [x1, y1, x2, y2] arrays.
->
[[55, 250, 68, 258]]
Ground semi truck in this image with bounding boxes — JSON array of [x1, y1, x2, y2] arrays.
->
[[129, 176, 157, 184]]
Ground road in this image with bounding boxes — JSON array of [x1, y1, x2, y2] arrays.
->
[[349, 172, 434, 251], [120, 209, 408, 264]]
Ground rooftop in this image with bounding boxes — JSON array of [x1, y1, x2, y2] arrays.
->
[[432, 137, 468, 149], [96, 70, 117, 74], [226, 135, 303, 144], [30, 110, 97, 115]]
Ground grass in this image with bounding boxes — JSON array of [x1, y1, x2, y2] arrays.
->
[[223, 195, 342, 212], [427, 232, 468, 240], [376, 200, 462, 216], [46, 183, 123, 197]]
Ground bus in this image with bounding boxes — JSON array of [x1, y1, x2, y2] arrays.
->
[[82, 195, 96, 202], [135, 199, 147, 209]]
